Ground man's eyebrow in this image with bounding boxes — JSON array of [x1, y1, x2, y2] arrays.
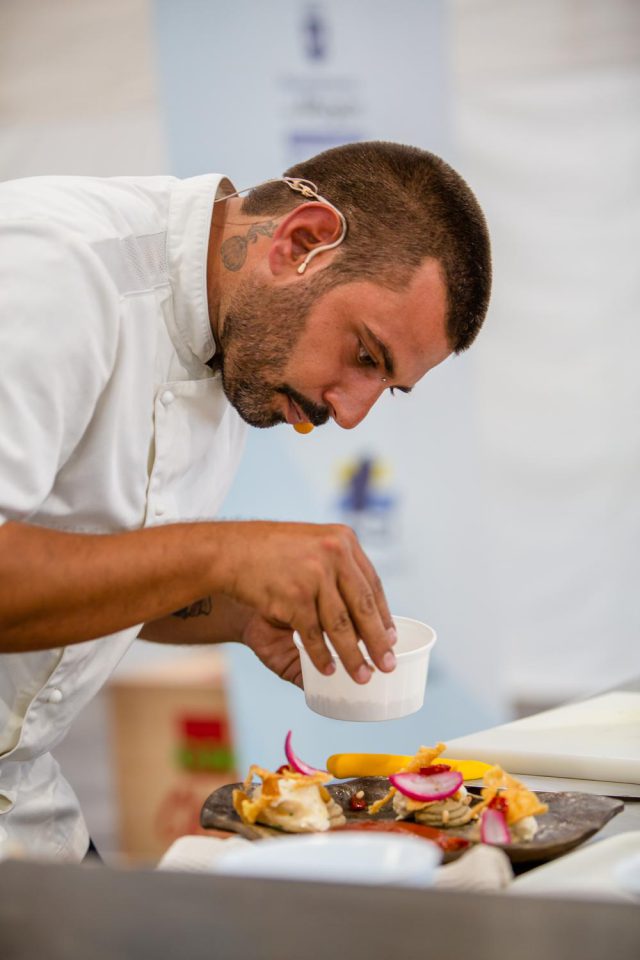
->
[[363, 324, 413, 394]]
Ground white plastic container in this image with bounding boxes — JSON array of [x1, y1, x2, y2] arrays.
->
[[213, 832, 441, 887], [295, 615, 436, 722]]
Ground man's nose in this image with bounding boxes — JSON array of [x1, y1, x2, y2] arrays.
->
[[325, 381, 384, 430]]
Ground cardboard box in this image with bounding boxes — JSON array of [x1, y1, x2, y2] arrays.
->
[[108, 650, 237, 863]]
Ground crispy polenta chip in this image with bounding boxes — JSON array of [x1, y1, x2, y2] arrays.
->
[[285, 771, 331, 788], [472, 766, 549, 824], [232, 787, 264, 824], [234, 765, 332, 826], [403, 743, 447, 774]]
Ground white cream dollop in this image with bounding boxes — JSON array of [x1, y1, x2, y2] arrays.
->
[[258, 780, 331, 833]]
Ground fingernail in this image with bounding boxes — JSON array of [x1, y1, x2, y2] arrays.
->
[[323, 661, 336, 676], [382, 650, 396, 671], [387, 627, 398, 646], [355, 664, 372, 684]]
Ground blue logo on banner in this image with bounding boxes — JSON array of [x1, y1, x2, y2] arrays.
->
[[303, 6, 328, 61], [335, 455, 398, 551]]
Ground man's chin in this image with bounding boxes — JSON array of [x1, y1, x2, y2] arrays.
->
[[234, 405, 286, 429], [220, 381, 283, 429]]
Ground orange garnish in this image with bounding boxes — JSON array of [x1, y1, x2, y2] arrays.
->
[[293, 422, 314, 434]]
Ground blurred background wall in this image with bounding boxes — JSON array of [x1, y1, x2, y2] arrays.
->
[[1, 0, 638, 860]]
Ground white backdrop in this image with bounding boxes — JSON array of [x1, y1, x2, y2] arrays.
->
[[453, 0, 640, 705], [0, 0, 167, 179], [153, 0, 448, 180]]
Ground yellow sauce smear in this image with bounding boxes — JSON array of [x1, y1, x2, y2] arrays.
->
[[326, 752, 492, 782]]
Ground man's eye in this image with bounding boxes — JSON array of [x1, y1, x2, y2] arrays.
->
[[357, 343, 376, 367]]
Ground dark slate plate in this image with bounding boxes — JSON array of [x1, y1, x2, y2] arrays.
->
[[200, 776, 624, 864]]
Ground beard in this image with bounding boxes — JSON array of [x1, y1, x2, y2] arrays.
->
[[217, 272, 331, 429]]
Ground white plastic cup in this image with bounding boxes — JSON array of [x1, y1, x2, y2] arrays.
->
[[294, 615, 436, 722]]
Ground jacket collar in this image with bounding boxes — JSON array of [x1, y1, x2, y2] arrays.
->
[[166, 173, 222, 367]]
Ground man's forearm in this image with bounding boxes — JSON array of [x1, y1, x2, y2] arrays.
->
[[0, 520, 237, 653], [139, 593, 253, 646], [0, 516, 397, 687]]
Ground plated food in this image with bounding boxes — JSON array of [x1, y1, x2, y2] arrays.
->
[[366, 743, 548, 844], [232, 766, 346, 834], [231, 732, 345, 835], [201, 733, 623, 863]]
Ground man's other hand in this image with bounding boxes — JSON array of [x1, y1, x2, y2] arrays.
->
[[241, 612, 302, 688]]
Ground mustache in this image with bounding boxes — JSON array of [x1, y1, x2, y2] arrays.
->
[[277, 386, 330, 427]]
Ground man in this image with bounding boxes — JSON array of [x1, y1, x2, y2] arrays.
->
[[0, 141, 491, 860]]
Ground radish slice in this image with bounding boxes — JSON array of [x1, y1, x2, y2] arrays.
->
[[284, 730, 328, 777], [480, 807, 512, 845], [389, 769, 463, 802]]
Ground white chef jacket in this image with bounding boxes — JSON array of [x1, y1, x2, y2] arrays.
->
[[0, 173, 247, 860]]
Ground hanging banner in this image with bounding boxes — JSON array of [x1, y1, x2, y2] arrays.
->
[[153, 1, 499, 766]]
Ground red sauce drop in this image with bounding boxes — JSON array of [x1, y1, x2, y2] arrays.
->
[[349, 795, 367, 812], [333, 819, 470, 854], [488, 794, 509, 814]]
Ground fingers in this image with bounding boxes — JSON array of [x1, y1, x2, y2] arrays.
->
[[295, 615, 336, 678], [300, 526, 396, 683], [353, 547, 396, 638], [245, 616, 304, 688], [315, 589, 372, 684], [277, 646, 304, 688], [337, 562, 396, 677], [321, 525, 394, 676]]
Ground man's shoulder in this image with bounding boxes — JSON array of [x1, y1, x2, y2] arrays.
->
[[0, 174, 180, 244]]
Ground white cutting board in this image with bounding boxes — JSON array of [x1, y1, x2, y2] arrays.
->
[[447, 691, 640, 785]]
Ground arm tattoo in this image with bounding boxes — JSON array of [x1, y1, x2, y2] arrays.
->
[[172, 596, 213, 619], [220, 220, 277, 271]]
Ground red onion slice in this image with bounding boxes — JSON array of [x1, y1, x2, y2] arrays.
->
[[389, 769, 463, 802], [480, 807, 512, 845], [284, 730, 328, 777]]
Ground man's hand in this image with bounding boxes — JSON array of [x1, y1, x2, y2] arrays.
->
[[241, 612, 303, 688], [218, 521, 397, 685]]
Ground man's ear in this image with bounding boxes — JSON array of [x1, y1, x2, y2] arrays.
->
[[268, 202, 344, 276]]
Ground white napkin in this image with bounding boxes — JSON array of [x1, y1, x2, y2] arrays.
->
[[157, 835, 252, 872], [435, 844, 514, 891], [157, 834, 513, 891]]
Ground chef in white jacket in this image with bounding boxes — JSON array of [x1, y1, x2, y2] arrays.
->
[[0, 140, 491, 860]]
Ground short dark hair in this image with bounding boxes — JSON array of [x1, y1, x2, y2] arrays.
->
[[242, 140, 492, 352]]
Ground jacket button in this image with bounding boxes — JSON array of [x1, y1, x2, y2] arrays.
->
[[45, 688, 63, 704], [161, 390, 175, 406]]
